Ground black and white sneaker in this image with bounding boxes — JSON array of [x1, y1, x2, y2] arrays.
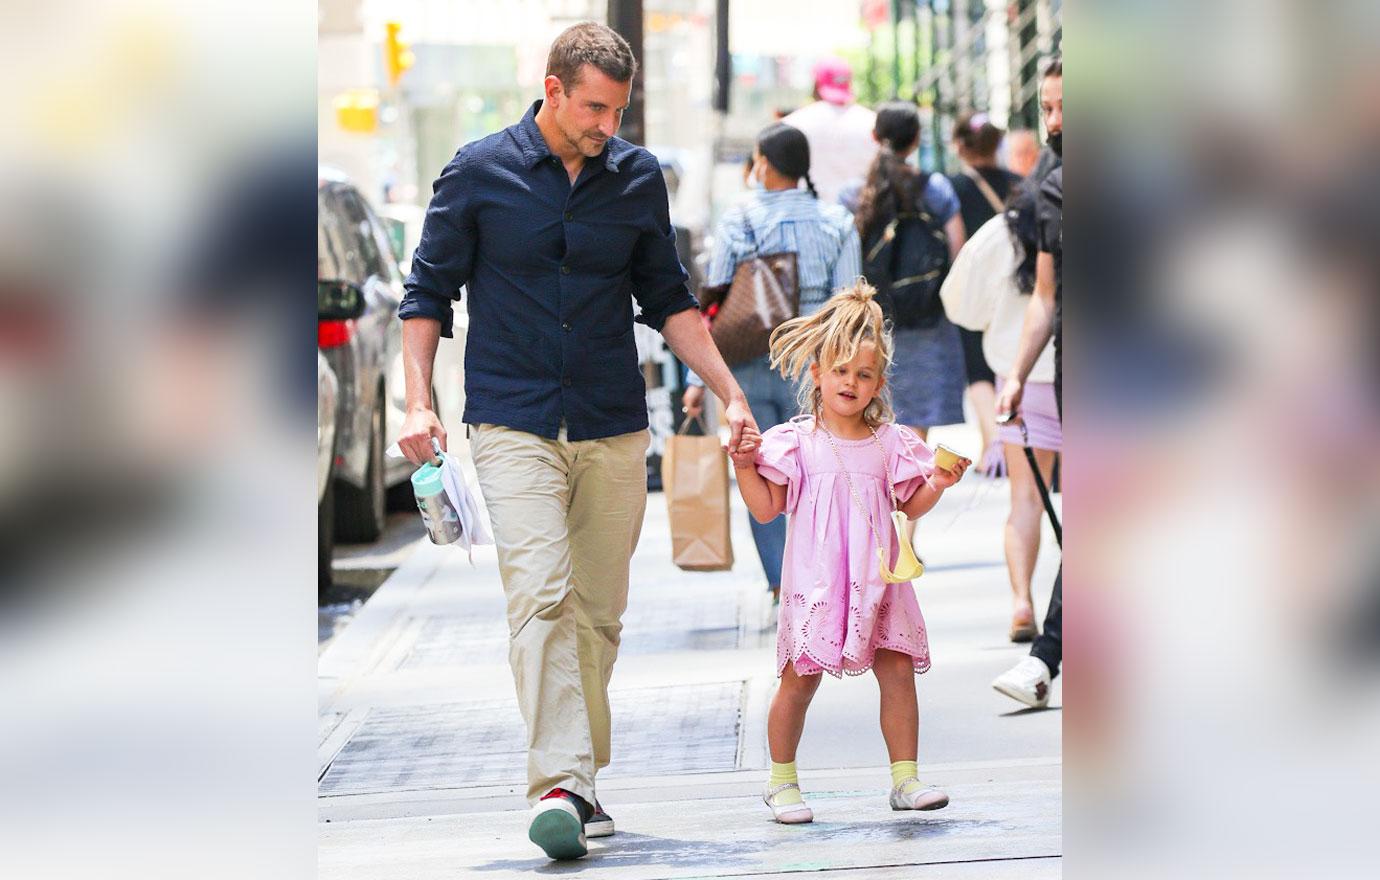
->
[[585, 800, 615, 838], [528, 789, 589, 860]]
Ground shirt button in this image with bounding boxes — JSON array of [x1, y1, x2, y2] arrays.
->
[[561, 322, 572, 332], [562, 377, 572, 387], [560, 265, 571, 275], [564, 211, 574, 222]]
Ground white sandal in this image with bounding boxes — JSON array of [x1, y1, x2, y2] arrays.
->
[[763, 782, 814, 824], [889, 777, 949, 811]]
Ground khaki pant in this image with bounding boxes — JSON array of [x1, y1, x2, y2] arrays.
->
[[469, 422, 650, 806]]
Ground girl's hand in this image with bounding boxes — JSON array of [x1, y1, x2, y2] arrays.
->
[[929, 456, 972, 490], [727, 426, 761, 469]]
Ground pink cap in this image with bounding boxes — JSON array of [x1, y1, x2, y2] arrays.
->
[[813, 57, 854, 106]]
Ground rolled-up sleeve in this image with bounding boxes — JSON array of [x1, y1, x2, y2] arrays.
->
[[399, 150, 477, 338], [628, 156, 697, 332]]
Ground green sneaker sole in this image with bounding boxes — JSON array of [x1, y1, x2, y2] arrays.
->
[[528, 809, 587, 860]]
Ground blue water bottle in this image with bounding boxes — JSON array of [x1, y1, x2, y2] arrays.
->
[[411, 439, 462, 545]]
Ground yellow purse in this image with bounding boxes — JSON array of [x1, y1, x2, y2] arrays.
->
[[819, 423, 925, 583]]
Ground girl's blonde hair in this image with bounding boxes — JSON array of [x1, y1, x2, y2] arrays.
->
[[768, 279, 895, 426]]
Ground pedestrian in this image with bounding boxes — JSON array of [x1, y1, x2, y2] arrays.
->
[[729, 282, 972, 824], [992, 55, 1064, 708], [1026, 57, 1063, 187], [683, 122, 861, 605], [940, 185, 1059, 642], [781, 58, 878, 206], [395, 22, 758, 861], [843, 102, 967, 442], [948, 110, 1024, 473], [1006, 129, 1041, 179]]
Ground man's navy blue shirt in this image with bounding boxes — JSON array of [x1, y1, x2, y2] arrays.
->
[[398, 100, 698, 441]]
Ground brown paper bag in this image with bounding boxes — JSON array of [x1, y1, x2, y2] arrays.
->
[[661, 417, 734, 571]]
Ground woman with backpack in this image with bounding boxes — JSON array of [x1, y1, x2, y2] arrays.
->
[[940, 184, 1059, 642], [948, 111, 1024, 471], [841, 102, 967, 441], [683, 122, 862, 605]]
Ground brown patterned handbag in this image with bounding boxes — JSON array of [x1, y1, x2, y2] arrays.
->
[[698, 217, 799, 368]]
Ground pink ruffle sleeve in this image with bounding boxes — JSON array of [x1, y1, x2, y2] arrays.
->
[[755, 423, 803, 513], [889, 424, 936, 504]]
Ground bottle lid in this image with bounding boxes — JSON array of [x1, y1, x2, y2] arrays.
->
[[411, 460, 445, 497]]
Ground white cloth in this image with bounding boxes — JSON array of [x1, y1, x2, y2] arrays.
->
[[939, 214, 1056, 384], [781, 101, 878, 207], [386, 443, 493, 561]]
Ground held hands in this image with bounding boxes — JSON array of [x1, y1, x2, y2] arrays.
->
[[726, 424, 761, 470], [723, 397, 758, 457], [928, 455, 972, 491], [399, 407, 447, 466]]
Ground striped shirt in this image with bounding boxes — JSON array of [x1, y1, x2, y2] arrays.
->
[[707, 188, 862, 316]]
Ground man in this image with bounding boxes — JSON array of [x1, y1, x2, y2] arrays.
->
[[781, 57, 877, 206], [991, 56, 1064, 709], [395, 22, 756, 861], [1027, 57, 1063, 187]]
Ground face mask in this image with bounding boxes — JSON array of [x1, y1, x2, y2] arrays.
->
[[748, 172, 765, 191], [1048, 132, 1062, 157]]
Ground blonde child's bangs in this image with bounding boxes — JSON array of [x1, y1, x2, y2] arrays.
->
[[768, 279, 898, 427], [816, 318, 891, 376]]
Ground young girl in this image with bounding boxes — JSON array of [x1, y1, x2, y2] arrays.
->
[[730, 282, 972, 824]]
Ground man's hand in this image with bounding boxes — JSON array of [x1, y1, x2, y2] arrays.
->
[[682, 384, 705, 420], [996, 377, 1024, 424], [723, 397, 757, 454], [399, 407, 447, 466], [727, 424, 761, 469]]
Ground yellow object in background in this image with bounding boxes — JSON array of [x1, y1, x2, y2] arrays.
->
[[333, 89, 378, 134], [384, 21, 414, 87]]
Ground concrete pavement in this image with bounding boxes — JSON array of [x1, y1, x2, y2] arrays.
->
[[318, 422, 1062, 878]]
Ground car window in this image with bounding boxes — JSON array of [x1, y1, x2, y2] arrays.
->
[[318, 185, 364, 283], [337, 189, 388, 284], [358, 197, 404, 286]]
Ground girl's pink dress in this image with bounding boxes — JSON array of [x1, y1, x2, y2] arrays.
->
[[756, 415, 936, 678]]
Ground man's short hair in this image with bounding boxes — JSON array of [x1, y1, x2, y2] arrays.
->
[[1043, 54, 1062, 79], [546, 22, 637, 91]]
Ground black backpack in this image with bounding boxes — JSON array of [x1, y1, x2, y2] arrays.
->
[[862, 209, 950, 329]]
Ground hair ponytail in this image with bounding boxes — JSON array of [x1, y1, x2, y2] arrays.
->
[[768, 280, 895, 426], [803, 172, 818, 198], [854, 102, 923, 239]]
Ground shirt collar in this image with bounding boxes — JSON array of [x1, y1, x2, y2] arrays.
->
[[514, 100, 633, 173]]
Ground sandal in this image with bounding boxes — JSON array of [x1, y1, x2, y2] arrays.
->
[[763, 782, 813, 824]]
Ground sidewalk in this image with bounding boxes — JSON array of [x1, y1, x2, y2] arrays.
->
[[318, 423, 1062, 878]]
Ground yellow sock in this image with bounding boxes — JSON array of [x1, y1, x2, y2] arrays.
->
[[890, 760, 921, 793], [768, 761, 803, 805]]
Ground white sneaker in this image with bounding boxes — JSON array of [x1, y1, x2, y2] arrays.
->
[[889, 779, 949, 811], [528, 792, 588, 860], [992, 655, 1052, 708], [763, 782, 814, 824]]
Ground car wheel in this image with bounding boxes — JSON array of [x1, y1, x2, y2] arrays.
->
[[318, 475, 335, 598], [336, 392, 386, 543]]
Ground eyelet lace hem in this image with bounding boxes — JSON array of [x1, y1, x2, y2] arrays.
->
[[776, 642, 931, 679]]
